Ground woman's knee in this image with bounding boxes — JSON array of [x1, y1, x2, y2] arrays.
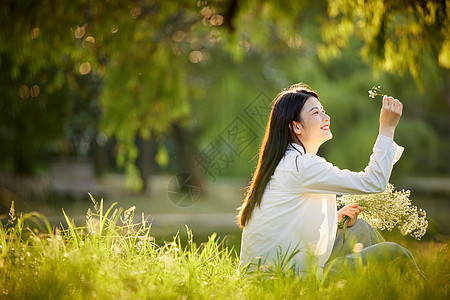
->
[[347, 219, 385, 245], [382, 242, 413, 258], [364, 242, 413, 262]]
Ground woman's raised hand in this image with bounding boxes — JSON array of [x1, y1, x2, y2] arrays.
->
[[379, 95, 403, 138]]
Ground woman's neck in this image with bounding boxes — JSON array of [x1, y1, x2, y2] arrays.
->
[[291, 140, 320, 155]]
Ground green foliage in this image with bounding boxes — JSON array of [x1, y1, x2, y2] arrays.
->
[[1, 0, 448, 182], [0, 0, 102, 173], [320, 0, 450, 87], [1, 198, 449, 298]]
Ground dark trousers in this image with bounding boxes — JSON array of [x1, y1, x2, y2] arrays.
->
[[324, 219, 422, 280]]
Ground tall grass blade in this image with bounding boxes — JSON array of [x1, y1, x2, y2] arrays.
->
[[62, 208, 79, 248]]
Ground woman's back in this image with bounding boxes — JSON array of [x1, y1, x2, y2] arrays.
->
[[240, 143, 337, 278]]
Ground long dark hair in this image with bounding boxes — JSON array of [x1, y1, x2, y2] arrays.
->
[[237, 83, 319, 228]]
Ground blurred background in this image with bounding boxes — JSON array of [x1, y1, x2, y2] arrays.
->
[[1, 0, 449, 248]]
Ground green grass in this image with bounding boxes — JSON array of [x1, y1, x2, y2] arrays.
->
[[1, 198, 449, 299]]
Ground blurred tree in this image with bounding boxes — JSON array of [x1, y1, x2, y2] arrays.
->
[[0, 0, 100, 175], [0, 57, 73, 175], [1, 0, 448, 193], [318, 0, 450, 87]]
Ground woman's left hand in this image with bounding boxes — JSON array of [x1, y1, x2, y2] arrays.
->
[[338, 203, 363, 227]]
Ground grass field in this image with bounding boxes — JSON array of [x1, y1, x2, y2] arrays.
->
[[1, 194, 449, 300]]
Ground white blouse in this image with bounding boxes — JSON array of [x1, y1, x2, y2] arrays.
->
[[239, 134, 404, 279]]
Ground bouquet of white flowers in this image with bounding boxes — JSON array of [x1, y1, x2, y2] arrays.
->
[[337, 183, 428, 241]]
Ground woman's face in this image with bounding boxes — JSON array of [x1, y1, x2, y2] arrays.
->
[[293, 96, 332, 152]]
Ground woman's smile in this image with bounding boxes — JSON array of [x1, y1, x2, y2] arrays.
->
[[321, 124, 330, 131]]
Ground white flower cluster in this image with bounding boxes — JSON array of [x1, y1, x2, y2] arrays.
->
[[337, 183, 428, 240], [368, 85, 383, 98]]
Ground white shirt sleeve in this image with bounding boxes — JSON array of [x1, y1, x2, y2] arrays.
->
[[296, 134, 404, 194]]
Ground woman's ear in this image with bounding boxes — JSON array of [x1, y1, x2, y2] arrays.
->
[[291, 121, 301, 135]]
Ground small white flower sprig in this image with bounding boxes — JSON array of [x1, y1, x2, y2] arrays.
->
[[368, 85, 384, 98], [337, 183, 428, 242]]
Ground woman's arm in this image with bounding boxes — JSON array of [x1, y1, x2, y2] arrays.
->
[[295, 95, 404, 195]]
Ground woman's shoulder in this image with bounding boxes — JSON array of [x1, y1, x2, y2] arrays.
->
[[283, 146, 328, 173], [280, 154, 333, 183]]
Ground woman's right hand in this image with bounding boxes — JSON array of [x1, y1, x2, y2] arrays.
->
[[379, 95, 403, 138], [338, 203, 363, 227]]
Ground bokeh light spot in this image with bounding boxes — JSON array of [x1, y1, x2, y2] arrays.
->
[[85, 36, 95, 44], [189, 51, 203, 63], [210, 14, 223, 26], [130, 7, 142, 19], [31, 28, 40, 39], [74, 26, 85, 39], [238, 40, 251, 52], [79, 62, 92, 75], [200, 7, 213, 18], [172, 30, 186, 43], [19, 85, 29, 99], [30, 85, 40, 98], [287, 34, 303, 49], [353, 243, 364, 253]]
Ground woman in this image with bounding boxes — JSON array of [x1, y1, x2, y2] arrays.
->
[[237, 83, 415, 280]]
